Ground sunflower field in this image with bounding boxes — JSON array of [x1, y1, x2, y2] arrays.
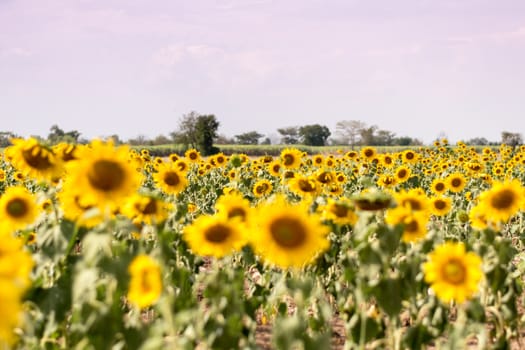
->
[[1, 138, 525, 349]]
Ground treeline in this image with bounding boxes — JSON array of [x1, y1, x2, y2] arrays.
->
[[1, 111, 523, 154]]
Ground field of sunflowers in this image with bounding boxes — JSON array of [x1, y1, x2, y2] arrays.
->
[[1, 137, 525, 349]]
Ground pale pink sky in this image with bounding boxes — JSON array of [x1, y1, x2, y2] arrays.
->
[[1, 0, 525, 143]]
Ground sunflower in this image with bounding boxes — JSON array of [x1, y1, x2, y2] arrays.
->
[[280, 148, 303, 169], [423, 242, 483, 304], [446, 172, 467, 193], [0, 169, 5, 182], [121, 193, 172, 225], [345, 151, 359, 161], [253, 179, 273, 198], [334, 172, 347, 184], [267, 160, 282, 177], [393, 189, 430, 213], [215, 192, 252, 223], [314, 170, 334, 185], [57, 187, 105, 228], [184, 214, 245, 258], [476, 180, 524, 223], [381, 154, 395, 168], [6, 137, 63, 181], [174, 159, 190, 173], [63, 139, 142, 212], [360, 147, 377, 161], [402, 150, 418, 164], [430, 196, 452, 216], [251, 196, 329, 269], [394, 165, 411, 183], [377, 174, 397, 188], [0, 186, 39, 235], [53, 142, 79, 162], [153, 162, 188, 195], [127, 255, 162, 309], [319, 198, 358, 226], [184, 148, 201, 163], [211, 153, 228, 168], [386, 206, 429, 242], [312, 155, 325, 167], [430, 178, 447, 195], [287, 174, 319, 197], [0, 235, 33, 346]]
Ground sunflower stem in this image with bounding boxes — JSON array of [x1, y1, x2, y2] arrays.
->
[[63, 222, 80, 262]]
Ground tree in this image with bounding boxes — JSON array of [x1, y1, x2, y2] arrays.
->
[[335, 120, 366, 148], [298, 124, 331, 146], [277, 127, 300, 144], [234, 131, 264, 145], [170, 111, 199, 147], [359, 125, 378, 145], [501, 131, 523, 147], [195, 114, 220, 156], [47, 124, 81, 144], [375, 129, 396, 146], [0, 131, 17, 147], [465, 137, 489, 146]]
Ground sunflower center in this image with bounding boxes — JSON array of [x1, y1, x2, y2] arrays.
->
[[434, 200, 447, 210], [228, 207, 246, 220], [142, 199, 158, 215], [451, 178, 462, 188], [6, 198, 28, 218], [491, 189, 515, 210], [443, 259, 466, 285], [163, 171, 180, 186], [283, 154, 295, 166], [397, 169, 407, 178], [88, 160, 125, 192], [22, 146, 53, 170], [270, 217, 306, 248], [435, 183, 445, 192], [331, 204, 349, 218], [402, 198, 423, 211], [406, 152, 414, 160], [204, 223, 231, 243], [364, 150, 374, 157], [404, 218, 419, 233], [298, 179, 316, 192]]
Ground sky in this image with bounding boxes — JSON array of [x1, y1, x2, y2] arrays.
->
[[1, 0, 525, 144]]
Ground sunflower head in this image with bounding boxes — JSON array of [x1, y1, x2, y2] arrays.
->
[[423, 242, 483, 304], [280, 148, 303, 169], [153, 163, 188, 195], [127, 255, 162, 309], [0, 186, 39, 235], [6, 137, 63, 181]]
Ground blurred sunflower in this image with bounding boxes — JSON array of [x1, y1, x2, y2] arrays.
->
[[6, 137, 63, 181], [184, 214, 245, 258], [251, 196, 329, 269], [319, 198, 358, 226], [386, 206, 429, 242], [476, 180, 524, 223], [253, 179, 273, 198], [57, 188, 105, 228], [122, 193, 172, 225], [267, 160, 282, 177], [127, 255, 162, 309], [423, 242, 482, 304], [446, 172, 467, 193], [430, 196, 452, 216], [280, 148, 303, 169], [394, 165, 411, 183], [63, 140, 142, 212], [184, 148, 201, 163], [153, 162, 188, 195], [430, 178, 447, 195], [0, 186, 39, 235], [360, 146, 377, 162], [287, 174, 319, 197], [215, 192, 252, 224]]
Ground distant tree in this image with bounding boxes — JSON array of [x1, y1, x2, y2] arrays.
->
[[299, 124, 331, 146], [465, 137, 489, 146], [392, 136, 422, 146], [0, 131, 17, 147], [170, 111, 200, 147], [127, 135, 151, 146], [215, 134, 235, 145], [501, 131, 523, 147], [359, 125, 378, 145], [234, 131, 264, 145], [261, 137, 271, 145], [195, 114, 220, 156], [153, 134, 171, 145], [375, 129, 396, 146], [47, 124, 81, 144], [105, 134, 122, 145], [335, 120, 366, 148], [277, 126, 300, 144]]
